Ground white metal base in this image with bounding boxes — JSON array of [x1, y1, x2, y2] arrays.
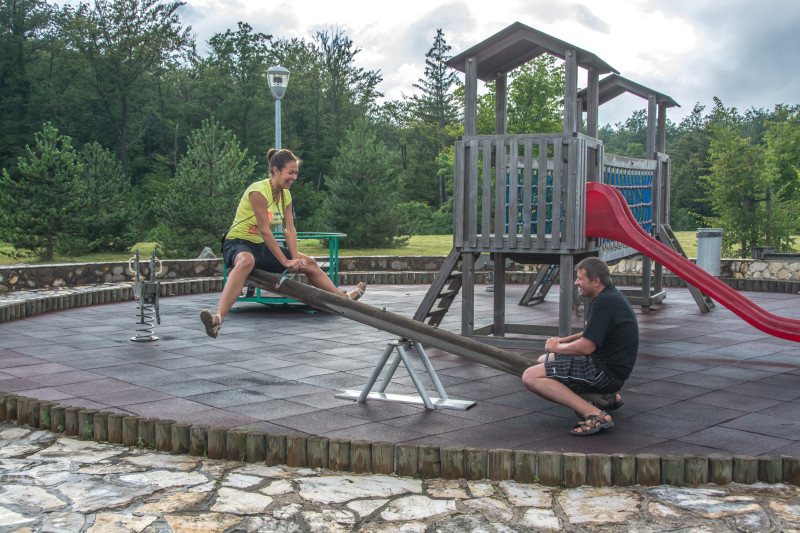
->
[[336, 339, 476, 410], [335, 390, 475, 410]]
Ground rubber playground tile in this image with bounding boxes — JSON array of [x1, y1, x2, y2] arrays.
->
[[13, 387, 76, 403], [3, 286, 800, 457], [648, 400, 747, 425], [720, 412, 800, 440], [623, 380, 714, 402], [124, 397, 214, 419], [28, 370, 107, 387], [691, 389, 784, 412], [224, 398, 316, 419], [185, 388, 273, 409], [184, 408, 259, 429], [733, 380, 800, 402], [54, 377, 140, 396], [679, 426, 792, 456], [321, 421, 430, 445], [660, 371, 748, 389], [268, 408, 378, 435], [2, 362, 79, 378]]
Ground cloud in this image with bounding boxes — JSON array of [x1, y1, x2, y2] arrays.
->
[[72, 0, 797, 126]]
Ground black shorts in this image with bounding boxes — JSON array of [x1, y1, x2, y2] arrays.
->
[[222, 238, 291, 273], [544, 353, 623, 394]]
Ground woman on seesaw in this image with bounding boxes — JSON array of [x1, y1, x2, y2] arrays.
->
[[201, 148, 366, 338]]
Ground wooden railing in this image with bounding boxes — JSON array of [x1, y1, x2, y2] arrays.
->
[[453, 133, 670, 260], [453, 133, 603, 254]]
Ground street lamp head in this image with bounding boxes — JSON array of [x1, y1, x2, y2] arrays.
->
[[267, 66, 290, 100]]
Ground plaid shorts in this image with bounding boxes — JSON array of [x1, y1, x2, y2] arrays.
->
[[222, 238, 291, 273], [544, 353, 623, 394]]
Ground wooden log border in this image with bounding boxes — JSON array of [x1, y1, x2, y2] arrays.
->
[[4, 393, 800, 487]]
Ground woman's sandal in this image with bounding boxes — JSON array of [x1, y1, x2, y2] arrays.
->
[[200, 309, 222, 338], [570, 410, 614, 436], [347, 282, 367, 301]]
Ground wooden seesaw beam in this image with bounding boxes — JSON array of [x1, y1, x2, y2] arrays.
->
[[245, 269, 535, 377]]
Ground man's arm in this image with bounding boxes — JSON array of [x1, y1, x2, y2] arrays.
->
[[544, 333, 597, 356]]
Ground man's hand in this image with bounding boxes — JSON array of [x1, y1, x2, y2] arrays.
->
[[544, 337, 561, 352]]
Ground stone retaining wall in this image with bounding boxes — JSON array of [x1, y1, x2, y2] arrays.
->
[[2, 256, 798, 324], [2, 255, 799, 294], [2, 392, 797, 487]]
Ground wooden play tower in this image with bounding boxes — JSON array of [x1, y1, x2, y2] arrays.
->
[[413, 22, 679, 349]]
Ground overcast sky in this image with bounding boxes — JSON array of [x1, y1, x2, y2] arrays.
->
[[64, 0, 800, 127]]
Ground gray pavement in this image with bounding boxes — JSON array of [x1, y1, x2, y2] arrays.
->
[[2, 422, 800, 532], [2, 283, 800, 457]]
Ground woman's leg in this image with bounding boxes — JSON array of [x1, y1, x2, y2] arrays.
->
[[202, 251, 255, 338], [215, 252, 256, 320], [298, 253, 365, 298]]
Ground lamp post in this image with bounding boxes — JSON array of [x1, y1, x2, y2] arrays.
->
[[267, 66, 290, 149]]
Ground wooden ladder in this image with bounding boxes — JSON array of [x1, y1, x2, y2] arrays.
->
[[518, 264, 559, 306], [659, 224, 715, 313], [413, 248, 477, 327]]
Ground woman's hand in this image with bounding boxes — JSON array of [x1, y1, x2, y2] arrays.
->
[[284, 258, 307, 273]]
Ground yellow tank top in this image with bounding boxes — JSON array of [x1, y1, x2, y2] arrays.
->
[[226, 179, 292, 243]]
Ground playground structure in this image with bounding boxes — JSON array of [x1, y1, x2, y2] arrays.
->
[[411, 22, 679, 347], [246, 23, 800, 408]]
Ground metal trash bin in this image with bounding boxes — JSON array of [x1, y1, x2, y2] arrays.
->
[[696, 228, 723, 276]]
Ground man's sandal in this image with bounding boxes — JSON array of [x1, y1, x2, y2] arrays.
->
[[347, 282, 367, 301], [200, 309, 222, 338], [570, 410, 614, 436]]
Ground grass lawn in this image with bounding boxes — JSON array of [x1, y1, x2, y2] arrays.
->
[[1, 232, 797, 266]]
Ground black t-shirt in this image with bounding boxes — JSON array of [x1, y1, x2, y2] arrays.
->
[[582, 285, 639, 381]]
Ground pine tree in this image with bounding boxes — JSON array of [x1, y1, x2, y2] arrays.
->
[[157, 118, 256, 257], [407, 29, 461, 207], [0, 122, 90, 260], [411, 29, 460, 130], [319, 119, 408, 248], [80, 142, 134, 252]]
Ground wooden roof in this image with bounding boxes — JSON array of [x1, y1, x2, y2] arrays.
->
[[445, 22, 618, 81], [576, 73, 679, 110]]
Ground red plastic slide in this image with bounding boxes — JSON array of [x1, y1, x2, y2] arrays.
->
[[585, 181, 800, 343]]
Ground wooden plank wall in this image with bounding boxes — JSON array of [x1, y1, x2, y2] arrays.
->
[[454, 133, 604, 254]]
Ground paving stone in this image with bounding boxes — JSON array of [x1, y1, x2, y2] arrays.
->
[[359, 521, 426, 532], [0, 484, 66, 510], [462, 497, 515, 521], [210, 487, 273, 514], [519, 507, 560, 530], [0, 421, 798, 532], [425, 479, 469, 499], [85, 512, 157, 533], [28, 436, 123, 463], [122, 453, 199, 471], [56, 478, 157, 513], [163, 512, 244, 532], [501, 481, 553, 507], [135, 491, 207, 513], [434, 514, 518, 532], [302, 509, 356, 532], [222, 472, 262, 488], [0, 506, 36, 527], [118, 469, 209, 489], [559, 487, 640, 525], [380, 494, 457, 521], [40, 512, 87, 532], [648, 486, 761, 518], [297, 474, 422, 504], [346, 498, 389, 518]]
